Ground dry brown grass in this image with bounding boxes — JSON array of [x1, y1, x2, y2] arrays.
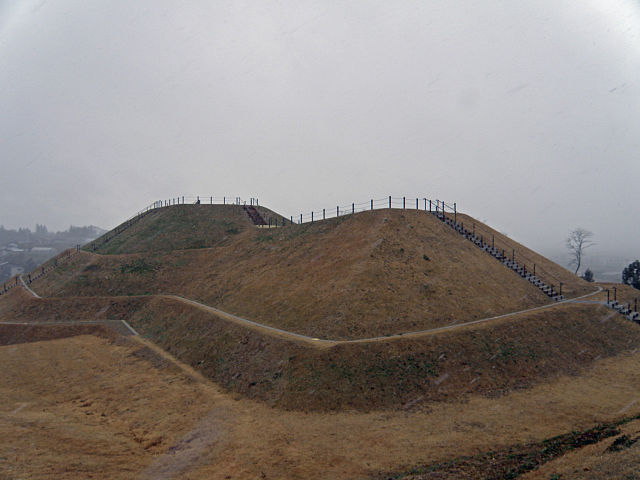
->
[[30, 208, 593, 340], [1, 330, 640, 479]]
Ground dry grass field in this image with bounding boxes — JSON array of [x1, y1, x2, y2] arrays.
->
[[1, 204, 639, 478], [1, 327, 640, 479]]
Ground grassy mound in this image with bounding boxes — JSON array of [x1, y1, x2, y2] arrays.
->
[[120, 297, 640, 411], [31, 207, 593, 340], [86, 204, 283, 254]]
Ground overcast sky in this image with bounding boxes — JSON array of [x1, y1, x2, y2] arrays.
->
[[1, 0, 639, 262]]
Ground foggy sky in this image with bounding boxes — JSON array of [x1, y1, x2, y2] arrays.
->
[[1, 0, 639, 263]]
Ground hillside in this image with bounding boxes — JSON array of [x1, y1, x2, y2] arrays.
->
[[85, 204, 285, 254], [1, 201, 639, 478], [30, 205, 593, 340]]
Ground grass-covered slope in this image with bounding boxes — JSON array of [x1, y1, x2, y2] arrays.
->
[[125, 299, 640, 411], [86, 204, 284, 254], [33, 206, 594, 340]]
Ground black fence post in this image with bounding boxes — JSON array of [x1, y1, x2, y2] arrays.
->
[[223, 196, 225, 205], [559, 282, 562, 296], [614, 286, 617, 301], [290, 216, 293, 223], [352, 203, 354, 214], [607, 289, 610, 303], [337, 206, 339, 217], [323, 208, 325, 220], [429, 199, 431, 212], [389, 196, 391, 208], [454, 202, 456, 223], [311, 212, 314, 223], [416, 198, 418, 209], [403, 197, 405, 209], [300, 213, 303, 224], [424, 198, 427, 210]]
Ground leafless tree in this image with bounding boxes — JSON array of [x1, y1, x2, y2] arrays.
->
[[566, 227, 594, 275]]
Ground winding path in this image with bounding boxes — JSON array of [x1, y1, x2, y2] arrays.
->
[[14, 275, 605, 346]]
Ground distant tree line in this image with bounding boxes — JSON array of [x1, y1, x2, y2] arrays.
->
[[0, 224, 102, 246]]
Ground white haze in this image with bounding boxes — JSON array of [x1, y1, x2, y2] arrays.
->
[[1, 0, 639, 269]]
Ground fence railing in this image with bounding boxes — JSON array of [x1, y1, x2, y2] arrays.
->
[[290, 196, 455, 224], [0, 194, 572, 304], [0, 247, 78, 297]]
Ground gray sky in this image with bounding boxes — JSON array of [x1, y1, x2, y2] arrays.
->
[[1, 0, 639, 262]]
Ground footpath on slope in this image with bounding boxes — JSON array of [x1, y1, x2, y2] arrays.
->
[[13, 278, 606, 347]]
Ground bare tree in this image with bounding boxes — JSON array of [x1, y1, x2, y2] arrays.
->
[[566, 227, 594, 275]]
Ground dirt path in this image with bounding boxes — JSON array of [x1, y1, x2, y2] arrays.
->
[[16, 274, 605, 346]]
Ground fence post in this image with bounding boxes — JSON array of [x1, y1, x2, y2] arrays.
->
[[403, 197, 405, 209], [436, 200, 439, 214], [429, 199, 431, 212], [311, 211, 314, 223], [337, 206, 339, 217], [371, 199, 373, 210], [290, 216, 293, 223], [424, 198, 427, 210], [323, 208, 325, 220], [223, 196, 226, 205], [415, 198, 418, 209], [352, 203, 354, 214], [614, 286, 617, 301], [389, 196, 391, 208], [607, 289, 610, 303], [300, 213, 303, 224], [454, 202, 456, 223], [210, 196, 213, 204]]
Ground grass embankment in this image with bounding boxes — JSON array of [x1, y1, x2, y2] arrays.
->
[[122, 297, 640, 411], [85, 204, 260, 254], [0, 286, 148, 322], [31, 207, 593, 340]]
